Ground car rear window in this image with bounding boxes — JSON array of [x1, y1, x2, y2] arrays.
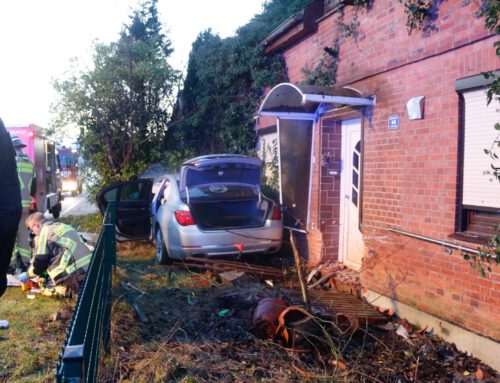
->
[[181, 184, 259, 202], [185, 166, 261, 188]]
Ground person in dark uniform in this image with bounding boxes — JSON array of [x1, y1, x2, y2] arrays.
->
[[9, 133, 36, 271], [0, 117, 22, 297]]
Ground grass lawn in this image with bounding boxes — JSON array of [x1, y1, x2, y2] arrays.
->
[[0, 212, 101, 382], [56, 212, 102, 234], [0, 287, 74, 382]]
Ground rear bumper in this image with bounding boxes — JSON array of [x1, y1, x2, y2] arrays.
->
[[167, 222, 283, 259], [175, 240, 282, 257]]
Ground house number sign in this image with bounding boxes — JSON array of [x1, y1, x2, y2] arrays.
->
[[388, 115, 400, 130]]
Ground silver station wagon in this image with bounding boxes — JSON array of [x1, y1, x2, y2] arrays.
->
[[97, 154, 283, 263]]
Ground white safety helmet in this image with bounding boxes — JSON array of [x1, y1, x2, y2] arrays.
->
[[10, 133, 27, 148]]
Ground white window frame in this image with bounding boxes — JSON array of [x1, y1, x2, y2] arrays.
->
[[462, 88, 500, 209]]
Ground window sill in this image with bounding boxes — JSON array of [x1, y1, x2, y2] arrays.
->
[[451, 231, 496, 246]]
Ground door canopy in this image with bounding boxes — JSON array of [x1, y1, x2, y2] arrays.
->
[[259, 83, 375, 117]]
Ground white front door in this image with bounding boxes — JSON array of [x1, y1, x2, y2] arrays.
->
[[339, 119, 364, 270]]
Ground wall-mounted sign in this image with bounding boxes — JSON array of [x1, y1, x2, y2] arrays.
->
[[388, 115, 400, 130]]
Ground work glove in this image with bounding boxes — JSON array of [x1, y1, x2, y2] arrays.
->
[[17, 272, 29, 283]]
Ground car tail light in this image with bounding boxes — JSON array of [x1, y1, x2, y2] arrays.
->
[[175, 210, 196, 226], [271, 205, 281, 220]]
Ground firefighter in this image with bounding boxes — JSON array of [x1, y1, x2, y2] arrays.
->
[[20, 212, 91, 297], [0, 118, 22, 297], [9, 133, 36, 271]]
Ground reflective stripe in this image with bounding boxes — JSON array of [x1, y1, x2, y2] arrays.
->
[[17, 247, 31, 258], [17, 163, 34, 173], [66, 252, 92, 274], [53, 224, 73, 238], [18, 175, 25, 189], [36, 226, 49, 255], [16, 156, 34, 210], [48, 237, 77, 280]]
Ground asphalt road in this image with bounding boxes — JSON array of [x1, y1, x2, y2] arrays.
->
[[61, 192, 99, 217], [44, 192, 99, 219]]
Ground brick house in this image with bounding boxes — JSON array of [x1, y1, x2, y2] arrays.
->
[[255, 0, 499, 369]]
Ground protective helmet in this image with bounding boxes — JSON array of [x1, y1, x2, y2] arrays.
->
[[10, 133, 27, 148]]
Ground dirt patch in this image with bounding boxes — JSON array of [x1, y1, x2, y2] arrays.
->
[[101, 243, 498, 382]]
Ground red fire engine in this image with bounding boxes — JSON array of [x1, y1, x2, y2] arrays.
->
[[58, 146, 83, 196], [6, 124, 63, 218]]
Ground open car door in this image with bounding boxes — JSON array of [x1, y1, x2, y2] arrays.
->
[[97, 178, 153, 241]]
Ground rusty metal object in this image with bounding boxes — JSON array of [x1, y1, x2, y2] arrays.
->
[[276, 305, 323, 346], [280, 288, 387, 329], [252, 297, 289, 339], [307, 271, 334, 289], [334, 313, 360, 335], [172, 257, 286, 280]]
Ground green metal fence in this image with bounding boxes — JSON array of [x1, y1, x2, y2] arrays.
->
[[56, 201, 116, 383]]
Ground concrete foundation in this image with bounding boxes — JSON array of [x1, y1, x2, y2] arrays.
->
[[363, 289, 500, 372]]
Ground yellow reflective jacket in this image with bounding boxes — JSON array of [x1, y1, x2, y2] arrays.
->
[[28, 222, 92, 285], [16, 153, 35, 209]]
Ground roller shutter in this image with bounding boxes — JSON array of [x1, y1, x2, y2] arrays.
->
[[462, 89, 500, 208]]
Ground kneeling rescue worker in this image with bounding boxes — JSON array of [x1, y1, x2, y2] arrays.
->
[[21, 212, 92, 297]]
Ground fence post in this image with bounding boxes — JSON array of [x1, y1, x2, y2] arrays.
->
[[102, 201, 116, 350], [61, 344, 85, 382]]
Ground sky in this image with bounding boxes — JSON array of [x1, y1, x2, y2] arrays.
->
[[0, 0, 266, 130]]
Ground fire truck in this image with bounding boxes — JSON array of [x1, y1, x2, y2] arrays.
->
[[6, 124, 63, 218], [58, 145, 82, 196]]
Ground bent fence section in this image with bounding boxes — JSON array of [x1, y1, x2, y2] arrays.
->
[[56, 202, 116, 383]]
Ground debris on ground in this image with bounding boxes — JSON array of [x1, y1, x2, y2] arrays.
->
[[102, 248, 498, 383], [306, 261, 362, 297], [172, 257, 288, 281], [6, 274, 22, 287], [120, 281, 149, 323], [252, 297, 288, 339], [49, 307, 74, 322]]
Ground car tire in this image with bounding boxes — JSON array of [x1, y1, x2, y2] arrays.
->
[[155, 228, 172, 265]]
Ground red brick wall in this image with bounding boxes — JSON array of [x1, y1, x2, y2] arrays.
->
[[317, 119, 342, 262], [275, 0, 500, 339]]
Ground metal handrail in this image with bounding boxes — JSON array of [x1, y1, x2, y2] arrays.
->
[[56, 201, 116, 382], [388, 228, 497, 259]]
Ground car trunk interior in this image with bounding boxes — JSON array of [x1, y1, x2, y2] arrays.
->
[[182, 184, 271, 230], [189, 198, 271, 230]]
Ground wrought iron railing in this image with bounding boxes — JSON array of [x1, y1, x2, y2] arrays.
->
[[56, 201, 116, 382]]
